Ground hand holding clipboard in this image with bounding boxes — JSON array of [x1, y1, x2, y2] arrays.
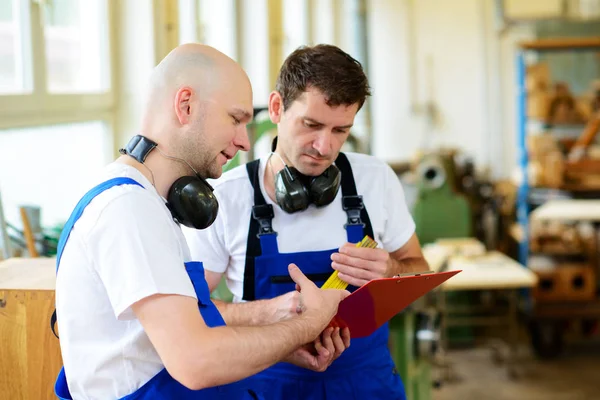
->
[[328, 270, 460, 338], [322, 236, 460, 338]]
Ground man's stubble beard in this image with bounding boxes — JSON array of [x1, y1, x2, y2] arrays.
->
[[176, 124, 213, 178]]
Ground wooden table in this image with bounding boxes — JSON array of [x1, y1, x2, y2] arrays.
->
[[442, 251, 538, 291], [423, 240, 538, 380], [0, 257, 62, 400]]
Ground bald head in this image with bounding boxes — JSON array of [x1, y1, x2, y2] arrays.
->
[[138, 43, 253, 181], [143, 44, 247, 125]]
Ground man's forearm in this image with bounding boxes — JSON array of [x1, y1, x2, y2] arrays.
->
[[387, 256, 430, 276], [212, 298, 274, 326], [192, 316, 317, 388]]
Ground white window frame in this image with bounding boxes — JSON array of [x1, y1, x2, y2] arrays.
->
[[0, 0, 116, 130]]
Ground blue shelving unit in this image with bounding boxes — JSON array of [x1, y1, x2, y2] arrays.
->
[[515, 37, 600, 267]]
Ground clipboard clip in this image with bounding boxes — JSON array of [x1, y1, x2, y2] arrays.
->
[[393, 270, 436, 278]]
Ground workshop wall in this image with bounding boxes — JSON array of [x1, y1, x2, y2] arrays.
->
[[368, 0, 535, 179]]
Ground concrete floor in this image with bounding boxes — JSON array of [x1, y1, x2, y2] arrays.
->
[[432, 344, 600, 400]]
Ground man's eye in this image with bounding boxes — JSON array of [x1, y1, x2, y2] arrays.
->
[[232, 116, 241, 125]]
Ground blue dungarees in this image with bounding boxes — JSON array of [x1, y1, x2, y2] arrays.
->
[[53, 177, 261, 400], [242, 153, 407, 400]]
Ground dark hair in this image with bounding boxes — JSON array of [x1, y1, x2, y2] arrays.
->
[[275, 44, 371, 111]]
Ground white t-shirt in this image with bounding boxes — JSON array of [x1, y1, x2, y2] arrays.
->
[[182, 152, 415, 302], [55, 163, 197, 400]]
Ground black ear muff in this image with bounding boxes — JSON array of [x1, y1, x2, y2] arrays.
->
[[274, 166, 311, 213], [167, 176, 219, 229], [309, 164, 341, 207]]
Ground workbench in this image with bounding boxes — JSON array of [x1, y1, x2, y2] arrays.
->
[[0, 257, 62, 399], [423, 239, 538, 380]]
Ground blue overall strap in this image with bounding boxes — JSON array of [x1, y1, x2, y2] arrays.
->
[[242, 160, 278, 300], [56, 177, 144, 272], [51, 177, 144, 338], [335, 152, 374, 243]]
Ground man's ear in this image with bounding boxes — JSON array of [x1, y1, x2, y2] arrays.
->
[[268, 91, 283, 124], [174, 87, 193, 125]]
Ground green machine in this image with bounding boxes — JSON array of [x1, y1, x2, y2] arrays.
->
[[412, 153, 473, 245]]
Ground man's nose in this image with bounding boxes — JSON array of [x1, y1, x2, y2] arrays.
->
[[312, 131, 332, 156], [234, 126, 251, 151]]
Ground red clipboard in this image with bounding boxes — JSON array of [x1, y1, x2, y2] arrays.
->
[[329, 270, 461, 338]]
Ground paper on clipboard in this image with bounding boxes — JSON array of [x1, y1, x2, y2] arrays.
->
[[329, 270, 461, 338]]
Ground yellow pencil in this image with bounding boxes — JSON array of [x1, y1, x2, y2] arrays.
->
[[322, 235, 378, 290]]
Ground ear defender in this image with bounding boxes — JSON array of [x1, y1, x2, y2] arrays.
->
[[269, 137, 341, 214], [167, 175, 219, 230], [309, 165, 341, 206], [120, 135, 219, 230], [273, 164, 341, 213], [274, 166, 311, 213]]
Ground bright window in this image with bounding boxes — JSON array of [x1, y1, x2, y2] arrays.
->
[[0, 0, 114, 233], [178, 0, 238, 60], [0, 0, 113, 125], [43, 0, 110, 93], [198, 0, 237, 60], [0, 0, 31, 94], [0, 121, 112, 227], [283, 0, 309, 56]]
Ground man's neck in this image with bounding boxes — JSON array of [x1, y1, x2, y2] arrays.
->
[[116, 152, 187, 199], [262, 156, 279, 204]]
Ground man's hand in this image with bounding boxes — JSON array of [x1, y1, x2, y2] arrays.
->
[[284, 326, 351, 372], [288, 264, 350, 333], [330, 243, 392, 287], [260, 291, 302, 324]]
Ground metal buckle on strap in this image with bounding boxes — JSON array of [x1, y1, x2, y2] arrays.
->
[[342, 195, 365, 226], [252, 204, 275, 236]]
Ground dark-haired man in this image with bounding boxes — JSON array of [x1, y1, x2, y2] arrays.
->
[[184, 44, 429, 400]]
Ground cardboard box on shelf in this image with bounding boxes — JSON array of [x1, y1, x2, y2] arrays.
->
[[527, 134, 560, 160], [526, 63, 551, 92], [544, 151, 565, 188], [527, 91, 551, 120]]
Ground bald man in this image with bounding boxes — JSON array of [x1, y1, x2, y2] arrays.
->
[[53, 44, 349, 400]]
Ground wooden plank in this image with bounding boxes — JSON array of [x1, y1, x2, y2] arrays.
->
[[560, 183, 600, 192], [566, 159, 600, 174], [20, 207, 39, 258], [530, 199, 600, 222], [535, 299, 600, 318], [0, 258, 56, 290], [567, 113, 600, 161], [519, 37, 600, 51]]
